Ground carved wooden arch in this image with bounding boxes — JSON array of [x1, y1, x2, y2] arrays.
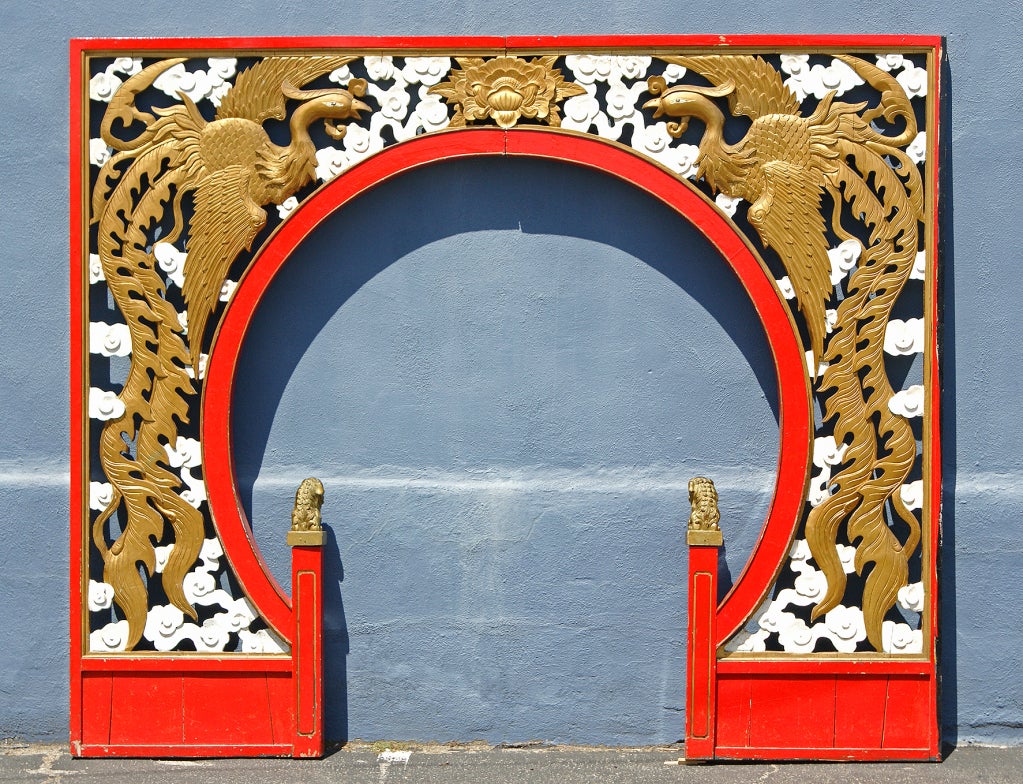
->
[[201, 127, 812, 646], [71, 36, 941, 760]]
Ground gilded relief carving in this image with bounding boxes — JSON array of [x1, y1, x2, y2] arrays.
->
[[645, 55, 923, 649], [91, 55, 371, 648], [429, 56, 585, 128], [288, 478, 326, 547], [82, 48, 934, 655], [687, 477, 723, 547]]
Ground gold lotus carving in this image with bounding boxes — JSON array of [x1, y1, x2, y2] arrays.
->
[[429, 56, 585, 129]]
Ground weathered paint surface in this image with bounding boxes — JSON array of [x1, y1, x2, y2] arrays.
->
[[0, 3, 1020, 748]]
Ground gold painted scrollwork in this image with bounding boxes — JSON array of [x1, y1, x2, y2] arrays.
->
[[644, 55, 923, 649], [91, 56, 371, 649]]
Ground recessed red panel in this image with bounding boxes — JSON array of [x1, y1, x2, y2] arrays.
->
[[80, 675, 113, 746], [883, 675, 937, 752], [715, 675, 752, 749], [267, 673, 295, 745], [835, 676, 888, 749], [108, 675, 184, 746], [748, 676, 837, 750], [182, 675, 276, 745]]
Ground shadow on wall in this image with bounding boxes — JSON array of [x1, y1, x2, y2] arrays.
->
[[231, 156, 781, 744], [937, 49, 958, 753], [321, 524, 349, 743]]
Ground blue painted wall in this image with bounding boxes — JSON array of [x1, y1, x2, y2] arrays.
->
[[235, 158, 777, 743], [1, 1, 1020, 747]]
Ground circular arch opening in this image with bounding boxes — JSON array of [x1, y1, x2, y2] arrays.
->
[[202, 129, 812, 654]]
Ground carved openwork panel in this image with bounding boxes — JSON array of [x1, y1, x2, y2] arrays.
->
[[71, 35, 940, 760]]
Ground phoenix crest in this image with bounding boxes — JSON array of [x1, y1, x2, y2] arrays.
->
[[644, 55, 923, 649], [91, 56, 370, 648]]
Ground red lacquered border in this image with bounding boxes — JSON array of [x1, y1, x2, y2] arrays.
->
[[72, 37, 941, 760], [714, 747, 935, 762], [76, 744, 293, 759], [69, 41, 85, 752], [80, 656, 293, 673], [717, 658, 933, 676], [926, 42, 943, 665], [70, 34, 942, 54]]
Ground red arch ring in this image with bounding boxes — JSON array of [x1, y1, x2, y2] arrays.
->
[[202, 128, 812, 645]]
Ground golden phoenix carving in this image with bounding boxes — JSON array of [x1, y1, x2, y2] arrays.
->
[[645, 55, 923, 649], [429, 55, 585, 128], [91, 56, 371, 649]]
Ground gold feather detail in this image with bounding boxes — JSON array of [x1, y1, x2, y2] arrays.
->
[[90, 55, 371, 649], [646, 54, 924, 649]]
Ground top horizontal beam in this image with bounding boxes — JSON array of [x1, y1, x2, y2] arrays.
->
[[70, 34, 943, 54]]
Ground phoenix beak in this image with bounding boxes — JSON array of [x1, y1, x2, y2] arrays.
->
[[642, 97, 664, 116]]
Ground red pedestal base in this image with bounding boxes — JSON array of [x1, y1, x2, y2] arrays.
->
[[72, 542, 324, 758]]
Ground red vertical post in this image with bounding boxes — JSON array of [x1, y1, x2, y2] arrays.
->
[[289, 531, 325, 758], [685, 526, 721, 761]]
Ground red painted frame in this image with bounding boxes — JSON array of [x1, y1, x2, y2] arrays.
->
[[202, 128, 813, 645], [71, 36, 942, 760]]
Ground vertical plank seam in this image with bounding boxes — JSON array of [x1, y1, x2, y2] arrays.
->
[[178, 675, 186, 743], [831, 675, 838, 749], [880, 675, 891, 748], [264, 674, 277, 744], [747, 678, 758, 749]]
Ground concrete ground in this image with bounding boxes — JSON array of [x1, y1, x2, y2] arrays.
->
[[1, 742, 1021, 783]]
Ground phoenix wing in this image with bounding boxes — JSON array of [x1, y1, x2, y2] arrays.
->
[[216, 55, 357, 123], [182, 167, 266, 370], [664, 54, 801, 120], [748, 160, 833, 366]]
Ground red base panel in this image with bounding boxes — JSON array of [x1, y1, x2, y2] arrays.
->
[[73, 743, 294, 759], [708, 669, 939, 761], [72, 545, 324, 758], [76, 668, 296, 757], [686, 535, 939, 762], [713, 746, 938, 762]]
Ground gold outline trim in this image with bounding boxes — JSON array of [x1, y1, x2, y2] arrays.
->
[[79, 50, 94, 653], [919, 44, 940, 662]]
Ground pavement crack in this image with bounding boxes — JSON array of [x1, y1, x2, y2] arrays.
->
[[27, 748, 82, 780]]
